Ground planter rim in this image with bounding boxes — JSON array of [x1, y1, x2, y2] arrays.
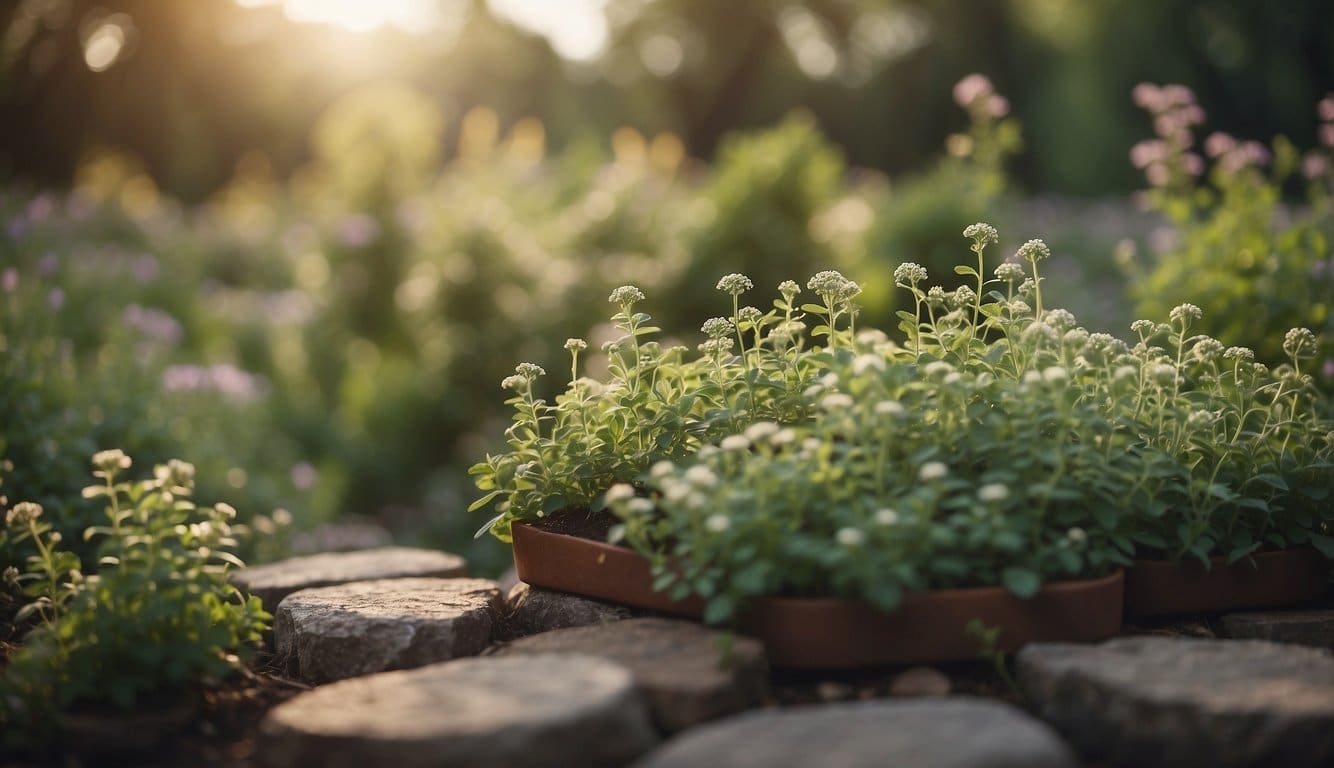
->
[[1125, 546, 1329, 617], [514, 520, 1119, 602], [512, 519, 1125, 668]]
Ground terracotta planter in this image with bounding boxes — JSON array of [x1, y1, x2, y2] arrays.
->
[[1125, 548, 1330, 617], [511, 522, 1125, 668]]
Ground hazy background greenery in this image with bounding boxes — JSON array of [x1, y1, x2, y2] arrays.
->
[[3, 0, 1332, 199], [1, 0, 1330, 575]]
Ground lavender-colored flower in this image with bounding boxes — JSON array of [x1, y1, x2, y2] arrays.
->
[[123, 304, 184, 345], [338, 213, 380, 248], [1204, 132, 1235, 158], [1303, 153, 1329, 180], [162, 364, 267, 405], [131, 254, 160, 284], [1319, 95, 1334, 122], [1130, 140, 1166, 169], [290, 462, 319, 491], [36, 252, 58, 277]]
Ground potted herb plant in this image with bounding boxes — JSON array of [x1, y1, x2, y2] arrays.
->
[[471, 225, 1333, 666]]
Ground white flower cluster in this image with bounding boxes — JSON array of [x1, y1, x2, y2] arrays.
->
[[716, 273, 755, 296]]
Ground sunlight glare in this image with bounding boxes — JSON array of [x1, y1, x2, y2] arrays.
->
[[235, 0, 443, 34], [487, 0, 608, 61]]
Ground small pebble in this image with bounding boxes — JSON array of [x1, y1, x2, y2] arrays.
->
[[816, 681, 855, 701], [889, 666, 952, 697]]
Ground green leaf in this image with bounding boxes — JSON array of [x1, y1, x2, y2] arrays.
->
[[1001, 567, 1041, 598], [472, 511, 507, 539], [954, 265, 979, 277], [1310, 534, 1334, 559], [703, 595, 735, 625], [467, 490, 503, 513]]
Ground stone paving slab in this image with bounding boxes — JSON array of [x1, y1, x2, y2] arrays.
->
[[500, 582, 634, 639], [491, 617, 767, 732], [275, 577, 501, 682], [232, 546, 467, 609], [260, 654, 659, 768], [1018, 636, 1334, 768], [1219, 609, 1334, 650], [633, 697, 1078, 768]]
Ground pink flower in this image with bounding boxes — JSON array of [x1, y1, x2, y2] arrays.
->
[[1, 268, 17, 293], [1183, 153, 1204, 177], [1162, 84, 1196, 107], [1318, 95, 1334, 122], [1321, 124, 1334, 149], [1153, 114, 1181, 140], [1204, 132, 1235, 158], [1130, 140, 1165, 169], [1302, 152, 1328, 180], [1132, 83, 1163, 110], [1241, 141, 1270, 167], [986, 95, 1010, 118], [1146, 163, 1170, 187], [290, 462, 319, 491], [953, 74, 993, 107]]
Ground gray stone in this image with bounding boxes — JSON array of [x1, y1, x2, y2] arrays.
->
[[493, 617, 768, 732], [232, 547, 466, 609], [289, 521, 394, 555], [500, 582, 634, 638], [275, 578, 501, 682], [1220, 610, 1334, 650], [1018, 636, 1334, 768], [633, 698, 1078, 768], [260, 654, 659, 768]]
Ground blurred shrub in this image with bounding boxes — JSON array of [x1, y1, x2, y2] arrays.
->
[[676, 112, 849, 320], [0, 190, 304, 570], [861, 74, 1022, 329], [1125, 85, 1334, 390]]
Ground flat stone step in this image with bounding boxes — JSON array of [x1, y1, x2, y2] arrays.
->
[[1220, 609, 1334, 650], [1018, 636, 1334, 768], [260, 654, 659, 768], [491, 617, 767, 732], [633, 698, 1078, 768], [501, 582, 634, 639], [232, 546, 466, 609], [275, 578, 501, 683]]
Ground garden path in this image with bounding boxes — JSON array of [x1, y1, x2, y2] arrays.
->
[[233, 551, 1334, 768]]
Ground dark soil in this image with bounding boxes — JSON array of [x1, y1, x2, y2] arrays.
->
[[2, 654, 305, 768], [530, 506, 619, 540]]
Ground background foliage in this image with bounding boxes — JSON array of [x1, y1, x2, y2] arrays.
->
[[0, 0, 1330, 576]]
